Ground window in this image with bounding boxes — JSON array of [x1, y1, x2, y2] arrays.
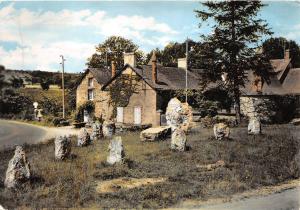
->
[[88, 89, 94, 100], [88, 78, 93, 87]]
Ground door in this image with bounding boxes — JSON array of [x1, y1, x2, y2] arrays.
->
[[134, 106, 142, 125], [117, 107, 124, 123]]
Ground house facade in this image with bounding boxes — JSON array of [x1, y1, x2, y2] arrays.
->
[[240, 50, 300, 122], [76, 52, 201, 126]]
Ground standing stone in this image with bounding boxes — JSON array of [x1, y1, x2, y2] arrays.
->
[[55, 135, 71, 160], [181, 102, 193, 132], [77, 128, 91, 146], [166, 98, 184, 130], [91, 121, 103, 141], [213, 123, 230, 140], [107, 136, 125, 165], [103, 121, 116, 138], [171, 127, 187, 151], [4, 146, 31, 189], [248, 118, 261, 135]]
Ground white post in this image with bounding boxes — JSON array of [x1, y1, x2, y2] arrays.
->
[[60, 55, 66, 119]]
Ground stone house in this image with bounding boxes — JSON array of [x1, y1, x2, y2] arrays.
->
[[75, 67, 113, 121], [76, 52, 200, 126], [240, 50, 300, 122]]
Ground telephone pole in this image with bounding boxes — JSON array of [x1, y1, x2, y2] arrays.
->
[[60, 55, 66, 119], [185, 37, 189, 103]]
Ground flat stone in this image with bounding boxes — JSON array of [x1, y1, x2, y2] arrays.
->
[[4, 146, 31, 189], [291, 118, 300, 126], [140, 126, 171, 141], [107, 136, 125, 165], [213, 123, 230, 140]]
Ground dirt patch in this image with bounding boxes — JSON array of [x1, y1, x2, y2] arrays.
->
[[96, 177, 166, 193]]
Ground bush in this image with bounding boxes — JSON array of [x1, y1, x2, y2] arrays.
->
[[52, 117, 63, 126], [75, 101, 95, 122]]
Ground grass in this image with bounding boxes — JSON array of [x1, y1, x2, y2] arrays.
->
[[0, 125, 299, 209]]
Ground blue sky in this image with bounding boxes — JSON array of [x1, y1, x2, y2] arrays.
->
[[0, 1, 300, 72]]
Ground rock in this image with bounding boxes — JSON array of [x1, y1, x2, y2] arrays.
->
[[140, 126, 171, 141], [4, 146, 31, 189], [196, 160, 225, 171], [181, 102, 194, 132], [103, 121, 116, 138], [55, 135, 71, 160], [91, 121, 103, 141], [213, 123, 230, 140], [291, 118, 300, 126], [166, 98, 184, 130], [107, 136, 125, 165], [77, 128, 91, 146], [248, 118, 261, 135], [171, 127, 187, 151]]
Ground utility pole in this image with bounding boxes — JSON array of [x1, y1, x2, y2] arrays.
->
[[60, 55, 66, 119], [185, 37, 189, 103]]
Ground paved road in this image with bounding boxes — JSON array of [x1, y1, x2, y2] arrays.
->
[[196, 187, 300, 210], [0, 120, 79, 150]]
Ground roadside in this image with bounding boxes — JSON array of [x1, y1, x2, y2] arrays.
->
[[174, 178, 300, 209], [0, 119, 79, 150]]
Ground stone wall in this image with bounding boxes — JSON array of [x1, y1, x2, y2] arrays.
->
[[76, 71, 112, 120]]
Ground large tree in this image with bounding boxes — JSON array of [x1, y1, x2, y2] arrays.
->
[[195, 1, 272, 122], [87, 36, 145, 70], [262, 37, 300, 67]]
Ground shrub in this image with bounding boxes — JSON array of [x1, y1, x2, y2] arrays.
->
[[75, 101, 95, 122]]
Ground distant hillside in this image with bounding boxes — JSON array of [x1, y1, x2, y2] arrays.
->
[[1, 68, 80, 89]]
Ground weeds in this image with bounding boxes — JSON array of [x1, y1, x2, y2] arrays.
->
[[0, 125, 299, 208]]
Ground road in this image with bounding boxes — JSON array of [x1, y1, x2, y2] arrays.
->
[[197, 187, 300, 210], [0, 120, 79, 150]]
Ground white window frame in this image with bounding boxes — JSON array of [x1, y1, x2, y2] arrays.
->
[[88, 78, 94, 87]]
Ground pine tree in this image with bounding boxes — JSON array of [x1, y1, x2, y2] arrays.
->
[[195, 1, 272, 122]]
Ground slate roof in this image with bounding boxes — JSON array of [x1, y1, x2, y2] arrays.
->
[[102, 64, 201, 91], [75, 68, 112, 88]]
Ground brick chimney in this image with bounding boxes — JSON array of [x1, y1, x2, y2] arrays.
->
[[151, 52, 157, 83], [111, 60, 116, 78], [178, 58, 187, 69], [124, 52, 136, 67], [284, 49, 290, 60]]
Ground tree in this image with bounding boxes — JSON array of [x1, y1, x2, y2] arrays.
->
[[10, 76, 24, 89], [87, 36, 145, 70], [195, 1, 272, 122], [262, 37, 300, 67], [146, 41, 204, 69], [40, 80, 50, 90]]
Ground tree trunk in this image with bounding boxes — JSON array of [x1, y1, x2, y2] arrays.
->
[[234, 91, 241, 124]]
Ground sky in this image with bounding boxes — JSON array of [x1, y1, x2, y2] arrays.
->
[[0, 1, 300, 73]]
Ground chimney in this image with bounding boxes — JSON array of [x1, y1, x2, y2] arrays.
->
[[178, 58, 187, 69], [124, 52, 136, 67], [284, 49, 290, 60], [151, 51, 157, 83], [111, 60, 116, 78]]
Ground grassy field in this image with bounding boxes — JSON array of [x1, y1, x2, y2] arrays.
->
[[0, 125, 299, 209]]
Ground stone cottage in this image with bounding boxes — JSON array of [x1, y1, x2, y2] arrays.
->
[[101, 52, 200, 127], [241, 50, 300, 122]]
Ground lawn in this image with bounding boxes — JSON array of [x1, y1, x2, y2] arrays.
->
[[0, 125, 299, 209]]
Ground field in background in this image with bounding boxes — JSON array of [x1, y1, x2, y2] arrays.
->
[[0, 125, 299, 209]]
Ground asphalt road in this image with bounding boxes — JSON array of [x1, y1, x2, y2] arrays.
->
[[0, 119, 47, 149], [197, 187, 300, 210]]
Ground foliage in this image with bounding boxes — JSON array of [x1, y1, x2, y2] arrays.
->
[[195, 1, 273, 122], [262, 37, 300, 67], [87, 36, 145, 70], [10, 76, 24, 89], [146, 41, 204, 69], [0, 88, 32, 115], [40, 80, 50, 90], [75, 101, 95, 122], [108, 74, 141, 117], [39, 95, 62, 117]]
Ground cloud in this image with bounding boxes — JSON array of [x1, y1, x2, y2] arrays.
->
[[0, 3, 177, 71]]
